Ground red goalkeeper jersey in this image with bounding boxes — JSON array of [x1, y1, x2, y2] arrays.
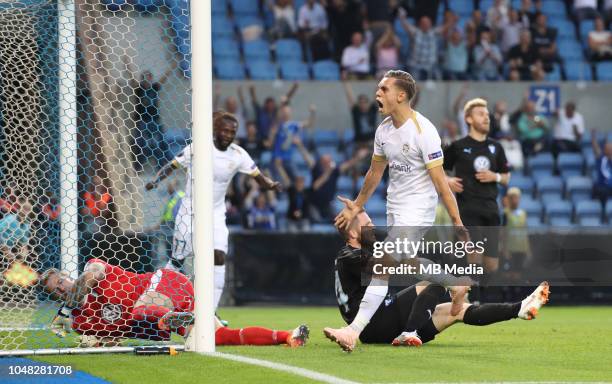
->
[[71, 259, 152, 337]]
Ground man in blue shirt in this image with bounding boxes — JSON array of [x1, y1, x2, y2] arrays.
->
[[591, 130, 612, 207], [269, 104, 316, 182]]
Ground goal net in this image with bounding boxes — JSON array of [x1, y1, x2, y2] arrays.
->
[[0, 0, 197, 355]]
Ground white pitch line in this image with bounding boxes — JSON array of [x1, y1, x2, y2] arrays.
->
[[371, 382, 612, 384], [208, 352, 361, 384]]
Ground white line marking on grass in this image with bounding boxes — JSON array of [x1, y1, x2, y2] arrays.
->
[[209, 352, 360, 384], [371, 382, 612, 384]]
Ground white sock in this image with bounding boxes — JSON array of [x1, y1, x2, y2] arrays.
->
[[349, 278, 388, 333], [214, 265, 226, 309]]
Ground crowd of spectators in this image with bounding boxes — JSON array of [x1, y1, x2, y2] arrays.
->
[[217, 0, 612, 81]]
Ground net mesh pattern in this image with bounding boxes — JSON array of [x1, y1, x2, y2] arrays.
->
[[0, 0, 193, 351]]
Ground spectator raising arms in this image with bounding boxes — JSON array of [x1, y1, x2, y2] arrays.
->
[[374, 26, 401, 78], [342, 80, 378, 146], [443, 29, 469, 80], [249, 83, 299, 142], [473, 30, 503, 81], [591, 129, 612, 207], [268, 104, 316, 183]]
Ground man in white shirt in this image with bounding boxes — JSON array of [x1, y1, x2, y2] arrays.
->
[[324, 70, 470, 351], [298, 0, 328, 32], [341, 32, 370, 79], [146, 112, 281, 309], [552, 101, 585, 157]]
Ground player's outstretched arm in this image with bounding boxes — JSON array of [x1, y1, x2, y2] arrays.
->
[[254, 172, 282, 192], [145, 161, 177, 190], [65, 262, 106, 308], [335, 158, 386, 230]]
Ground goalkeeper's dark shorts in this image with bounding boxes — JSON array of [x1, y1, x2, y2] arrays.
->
[[359, 285, 440, 345]]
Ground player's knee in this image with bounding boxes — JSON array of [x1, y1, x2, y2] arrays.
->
[[214, 250, 225, 265]]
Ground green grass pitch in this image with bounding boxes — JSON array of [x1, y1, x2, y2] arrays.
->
[[30, 306, 612, 383]]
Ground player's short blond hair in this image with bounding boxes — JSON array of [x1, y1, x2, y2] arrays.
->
[[463, 98, 488, 121], [507, 187, 522, 197]]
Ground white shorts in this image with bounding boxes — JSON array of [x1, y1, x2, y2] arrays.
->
[[213, 207, 229, 254], [173, 201, 192, 261], [384, 198, 437, 262]]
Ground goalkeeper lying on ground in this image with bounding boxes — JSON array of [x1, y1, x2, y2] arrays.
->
[[325, 209, 549, 351], [41, 259, 308, 347]]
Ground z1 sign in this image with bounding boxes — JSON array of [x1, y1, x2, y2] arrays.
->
[[529, 85, 560, 116]]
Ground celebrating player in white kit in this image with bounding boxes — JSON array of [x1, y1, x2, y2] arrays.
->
[[326, 70, 471, 351], [146, 111, 281, 309]]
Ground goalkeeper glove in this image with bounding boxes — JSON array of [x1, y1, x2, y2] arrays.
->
[[51, 304, 73, 338]]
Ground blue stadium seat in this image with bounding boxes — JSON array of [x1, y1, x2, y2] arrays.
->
[[583, 149, 596, 171], [212, 17, 234, 37], [545, 200, 572, 222], [214, 59, 245, 79], [557, 39, 584, 61], [450, 0, 473, 16], [367, 198, 387, 217], [575, 200, 602, 220], [549, 216, 573, 226], [247, 60, 277, 80], [538, 176, 564, 199], [313, 130, 339, 146], [527, 216, 546, 228], [279, 61, 310, 80], [548, 18, 576, 39], [275, 197, 289, 214], [528, 153, 554, 176], [230, 0, 259, 16], [479, 0, 493, 12], [540, 0, 566, 17], [312, 60, 340, 80], [337, 176, 354, 196], [560, 169, 583, 182], [606, 204, 612, 223], [508, 175, 536, 197], [371, 213, 387, 226], [243, 39, 271, 60], [579, 20, 595, 44], [311, 223, 337, 233], [259, 151, 272, 167], [596, 62, 612, 81], [212, 38, 240, 59], [546, 64, 561, 81], [565, 60, 592, 81], [275, 39, 303, 61], [578, 216, 602, 226], [520, 197, 543, 219], [565, 176, 593, 202], [558, 153, 583, 172]]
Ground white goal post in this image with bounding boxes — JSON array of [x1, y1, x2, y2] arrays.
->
[[0, 0, 215, 355]]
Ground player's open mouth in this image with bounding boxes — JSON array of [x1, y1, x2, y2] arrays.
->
[[377, 100, 383, 108]]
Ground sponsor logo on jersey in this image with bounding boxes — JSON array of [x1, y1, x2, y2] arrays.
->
[[101, 303, 123, 323], [473, 155, 491, 171], [389, 161, 413, 173], [384, 296, 394, 306], [428, 150, 442, 160], [489, 144, 496, 154], [463, 148, 472, 154]]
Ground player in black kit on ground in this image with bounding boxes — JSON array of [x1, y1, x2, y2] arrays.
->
[[327, 209, 549, 350], [443, 98, 511, 276]]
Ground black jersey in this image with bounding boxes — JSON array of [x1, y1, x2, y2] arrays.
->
[[443, 136, 509, 212], [334, 245, 371, 324]]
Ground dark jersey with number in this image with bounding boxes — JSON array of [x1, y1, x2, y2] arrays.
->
[[334, 245, 372, 324], [443, 136, 509, 212]]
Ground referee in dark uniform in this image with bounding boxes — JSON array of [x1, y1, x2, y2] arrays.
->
[[443, 98, 510, 287]]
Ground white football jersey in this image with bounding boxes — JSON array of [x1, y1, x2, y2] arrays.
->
[[372, 111, 443, 214], [173, 143, 260, 210]]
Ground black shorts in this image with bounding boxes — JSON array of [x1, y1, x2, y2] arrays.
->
[[460, 208, 500, 258], [359, 286, 440, 345]]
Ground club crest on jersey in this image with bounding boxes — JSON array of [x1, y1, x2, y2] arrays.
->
[[402, 144, 410, 156], [101, 303, 123, 323], [489, 144, 496, 154], [473, 156, 491, 171]]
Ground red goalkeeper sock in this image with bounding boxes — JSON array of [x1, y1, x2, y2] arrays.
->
[[132, 305, 171, 340], [215, 326, 291, 346]]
